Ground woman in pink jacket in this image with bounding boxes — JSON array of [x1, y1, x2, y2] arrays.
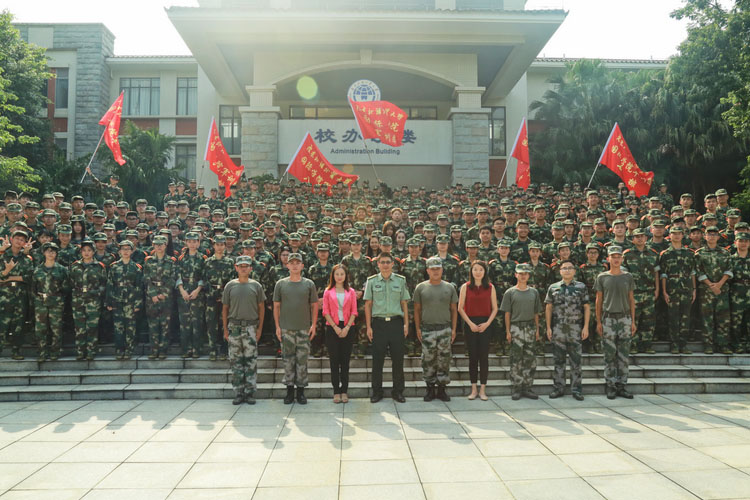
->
[[322, 264, 358, 403]]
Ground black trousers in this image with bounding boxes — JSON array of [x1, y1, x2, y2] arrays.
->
[[325, 321, 353, 394], [371, 316, 405, 394], [466, 316, 491, 385]]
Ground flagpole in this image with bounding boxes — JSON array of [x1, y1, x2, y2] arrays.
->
[[587, 123, 618, 190], [348, 99, 383, 183], [80, 128, 107, 183]]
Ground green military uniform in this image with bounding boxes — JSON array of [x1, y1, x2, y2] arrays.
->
[[69, 246, 107, 360], [622, 239, 660, 353], [578, 248, 607, 354], [203, 243, 236, 359], [399, 249, 427, 357], [341, 247, 374, 358], [659, 234, 697, 353], [308, 247, 333, 358], [106, 242, 144, 359], [31, 243, 70, 360], [695, 229, 733, 353], [488, 239, 516, 355], [0, 236, 34, 359], [143, 243, 177, 359], [729, 233, 750, 353], [176, 235, 206, 357]]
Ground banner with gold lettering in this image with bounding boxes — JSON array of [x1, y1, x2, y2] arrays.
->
[[509, 117, 530, 189], [284, 133, 359, 195], [348, 99, 407, 147], [204, 117, 244, 198], [597, 123, 654, 197], [99, 91, 126, 166]]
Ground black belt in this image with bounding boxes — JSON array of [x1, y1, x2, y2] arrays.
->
[[374, 316, 402, 322], [421, 323, 450, 331]]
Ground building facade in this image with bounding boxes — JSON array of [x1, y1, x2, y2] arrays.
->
[[17, 0, 666, 190]]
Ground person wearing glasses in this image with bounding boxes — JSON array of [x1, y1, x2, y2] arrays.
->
[[544, 260, 590, 401], [364, 252, 410, 403]]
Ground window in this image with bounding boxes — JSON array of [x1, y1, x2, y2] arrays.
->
[[406, 106, 437, 120], [177, 77, 197, 115], [120, 77, 160, 116], [219, 105, 241, 155], [54, 68, 68, 109], [175, 144, 196, 177], [54, 137, 68, 156], [489, 106, 506, 156]]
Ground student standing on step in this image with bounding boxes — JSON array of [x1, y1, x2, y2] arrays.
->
[[322, 264, 357, 404], [0, 230, 34, 360], [106, 240, 143, 360], [595, 246, 636, 400], [500, 263, 542, 401], [69, 239, 107, 361], [143, 235, 176, 360], [223, 255, 266, 405], [414, 256, 458, 402], [273, 252, 318, 405], [31, 242, 70, 361]]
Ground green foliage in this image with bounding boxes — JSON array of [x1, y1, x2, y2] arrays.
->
[[35, 149, 94, 199]]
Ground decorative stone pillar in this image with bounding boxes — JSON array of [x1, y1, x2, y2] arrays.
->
[[240, 85, 281, 178], [450, 87, 490, 185]]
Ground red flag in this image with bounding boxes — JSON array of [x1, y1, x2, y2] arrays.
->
[[597, 123, 654, 197], [509, 117, 530, 189], [349, 99, 407, 147], [204, 117, 244, 198], [99, 91, 126, 165], [285, 133, 358, 194]]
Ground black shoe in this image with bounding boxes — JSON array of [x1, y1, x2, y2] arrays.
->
[[549, 390, 564, 399], [616, 387, 634, 399], [392, 392, 406, 403], [606, 387, 617, 399], [245, 393, 256, 405], [436, 385, 450, 402], [232, 394, 244, 405], [370, 391, 383, 403], [296, 387, 307, 405], [283, 386, 295, 405], [522, 390, 538, 400], [572, 392, 585, 401], [511, 392, 521, 401], [423, 385, 436, 402]]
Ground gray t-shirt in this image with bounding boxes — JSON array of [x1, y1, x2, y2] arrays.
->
[[222, 279, 266, 323], [500, 286, 542, 323], [413, 280, 458, 325], [273, 277, 317, 330], [594, 271, 635, 313]]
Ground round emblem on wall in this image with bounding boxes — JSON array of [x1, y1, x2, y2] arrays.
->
[[347, 80, 381, 102]]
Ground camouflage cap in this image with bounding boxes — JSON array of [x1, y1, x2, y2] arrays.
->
[[586, 242, 602, 252], [184, 232, 200, 240], [93, 210, 105, 218], [56, 224, 72, 234], [349, 234, 363, 244], [702, 212, 718, 220], [607, 245, 623, 256], [632, 228, 646, 236], [136, 223, 149, 231], [235, 255, 253, 266], [118, 240, 134, 249], [528, 241, 542, 250], [426, 256, 443, 268], [42, 242, 59, 252], [58, 202, 72, 211], [735, 222, 750, 230], [288, 252, 303, 262], [407, 237, 420, 247], [727, 209, 741, 217], [436, 234, 450, 244], [152, 236, 168, 245], [10, 230, 29, 239], [705, 225, 720, 233], [41, 209, 56, 217], [92, 232, 108, 242], [515, 263, 532, 273], [316, 243, 330, 252], [689, 225, 703, 233], [669, 226, 684, 234], [224, 229, 237, 239], [124, 229, 138, 237], [241, 239, 257, 249], [557, 242, 571, 250], [6, 203, 21, 213], [716, 188, 728, 196], [497, 238, 512, 248], [288, 232, 301, 241], [379, 236, 392, 246], [652, 219, 667, 227], [450, 225, 463, 232], [736, 232, 750, 241], [551, 222, 564, 230], [465, 239, 479, 248]]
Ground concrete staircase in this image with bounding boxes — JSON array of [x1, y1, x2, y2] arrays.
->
[[0, 341, 748, 401]]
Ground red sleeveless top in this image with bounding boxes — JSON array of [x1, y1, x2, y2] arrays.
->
[[464, 284, 493, 317]]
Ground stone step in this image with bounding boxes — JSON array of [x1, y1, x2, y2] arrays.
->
[[1, 377, 749, 402]]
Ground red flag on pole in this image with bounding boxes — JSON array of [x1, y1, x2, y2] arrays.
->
[[99, 91, 126, 165], [349, 99, 407, 147], [597, 123, 654, 197], [204, 117, 244, 198], [509, 117, 530, 189], [285, 133, 358, 195]]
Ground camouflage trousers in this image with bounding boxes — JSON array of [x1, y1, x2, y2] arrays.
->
[[228, 322, 258, 396], [0, 288, 27, 352], [178, 295, 204, 354], [699, 286, 730, 349], [205, 297, 226, 355], [72, 297, 100, 356], [551, 323, 583, 394], [35, 299, 64, 358], [493, 316, 509, 354], [633, 292, 656, 351], [112, 303, 138, 355], [354, 302, 369, 351], [281, 328, 310, 387], [730, 301, 750, 351], [509, 321, 537, 391], [666, 293, 692, 350], [420, 326, 452, 386], [602, 314, 632, 389], [146, 297, 172, 355]]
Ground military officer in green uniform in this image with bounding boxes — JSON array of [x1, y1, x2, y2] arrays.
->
[[69, 239, 107, 360]]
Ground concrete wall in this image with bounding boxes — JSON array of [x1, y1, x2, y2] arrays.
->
[[451, 112, 489, 185]]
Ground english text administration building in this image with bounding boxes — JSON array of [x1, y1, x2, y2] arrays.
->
[[17, 0, 666, 189]]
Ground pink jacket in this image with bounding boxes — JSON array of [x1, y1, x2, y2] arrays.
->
[[322, 287, 358, 326]]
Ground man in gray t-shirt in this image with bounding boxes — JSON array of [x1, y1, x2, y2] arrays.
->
[[272, 253, 318, 405], [413, 257, 458, 402], [222, 255, 266, 405], [595, 246, 636, 400]]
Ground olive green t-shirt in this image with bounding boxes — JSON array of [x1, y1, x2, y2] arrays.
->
[[594, 271, 635, 313], [413, 280, 458, 325], [500, 286, 542, 323], [222, 279, 265, 323], [273, 277, 317, 330]]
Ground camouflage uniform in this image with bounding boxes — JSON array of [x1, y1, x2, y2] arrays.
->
[[595, 270, 635, 392], [176, 249, 206, 356], [729, 246, 750, 352], [434, 253, 460, 288], [659, 245, 696, 352], [281, 328, 311, 387], [578, 260, 608, 353], [528, 259, 550, 353], [695, 243, 733, 351], [501, 285, 542, 394], [227, 323, 259, 397], [488, 255, 516, 354], [106, 256, 143, 357], [31, 259, 70, 360], [203, 253, 236, 357], [398, 253, 426, 358], [545, 280, 589, 395], [308, 259, 333, 357], [0, 249, 34, 358], [143, 253, 177, 357], [69, 258, 107, 359], [341, 253, 374, 358], [622, 246, 660, 352]]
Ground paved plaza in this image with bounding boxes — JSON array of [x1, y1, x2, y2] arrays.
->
[[0, 393, 749, 499]]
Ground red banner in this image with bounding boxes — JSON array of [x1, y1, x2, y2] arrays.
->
[[510, 117, 530, 189], [349, 99, 407, 147], [204, 118, 244, 198], [285, 133, 358, 195], [597, 123, 654, 197], [99, 91, 126, 165]]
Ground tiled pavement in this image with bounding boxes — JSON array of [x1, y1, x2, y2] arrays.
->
[[0, 393, 749, 499]]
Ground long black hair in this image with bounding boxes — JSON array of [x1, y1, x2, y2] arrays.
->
[[467, 260, 490, 290]]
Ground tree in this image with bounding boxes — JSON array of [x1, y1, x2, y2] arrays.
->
[[0, 10, 52, 194]]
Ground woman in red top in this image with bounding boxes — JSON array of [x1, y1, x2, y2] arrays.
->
[[458, 261, 498, 401], [322, 264, 358, 403]]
